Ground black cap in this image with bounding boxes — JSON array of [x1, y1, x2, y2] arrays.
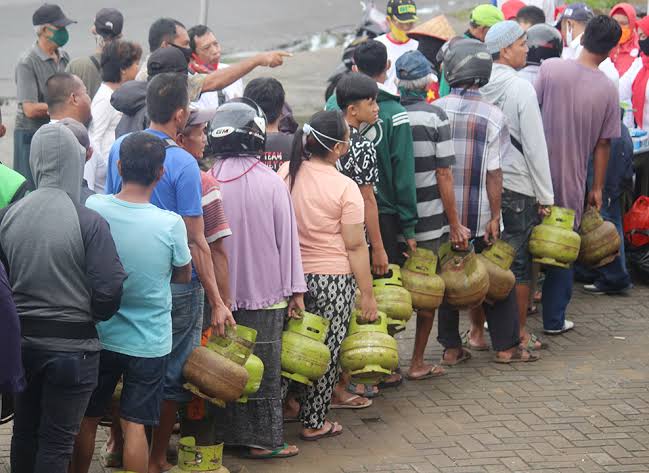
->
[[32, 3, 76, 27], [94, 8, 124, 38], [147, 47, 189, 78], [387, 0, 418, 23]]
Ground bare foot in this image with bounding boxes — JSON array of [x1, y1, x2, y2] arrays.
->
[[468, 329, 488, 349], [148, 460, 174, 473], [283, 397, 300, 420]]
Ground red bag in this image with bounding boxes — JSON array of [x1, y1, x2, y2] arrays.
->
[[624, 196, 649, 247]]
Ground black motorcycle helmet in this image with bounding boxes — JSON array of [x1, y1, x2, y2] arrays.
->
[[442, 38, 493, 88], [207, 97, 267, 156], [526, 24, 563, 66]]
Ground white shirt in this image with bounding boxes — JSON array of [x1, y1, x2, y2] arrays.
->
[[562, 33, 620, 89], [619, 57, 649, 130], [192, 63, 244, 109], [86, 83, 122, 193], [375, 34, 419, 95]]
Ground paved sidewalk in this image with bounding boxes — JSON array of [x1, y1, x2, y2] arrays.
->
[[3, 286, 649, 473]]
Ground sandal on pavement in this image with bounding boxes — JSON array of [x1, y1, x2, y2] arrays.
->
[[300, 421, 343, 441], [521, 333, 547, 351], [461, 330, 489, 351], [440, 348, 472, 366], [405, 365, 446, 381], [243, 443, 299, 459], [346, 382, 378, 399], [331, 394, 372, 410], [493, 347, 540, 364]]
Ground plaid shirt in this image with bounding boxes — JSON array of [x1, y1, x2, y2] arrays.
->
[[435, 89, 509, 237]]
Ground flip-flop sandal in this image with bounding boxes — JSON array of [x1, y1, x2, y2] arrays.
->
[[405, 365, 446, 380], [493, 347, 540, 364], [300, 422, 343, 442], [521, 333, 547, 351], [331, 394, 373, 409], [346, 382, 378, 399], [461, 329, 489, 351], [243, 443, 299, 459], [440, 348, 472, 366], [377, 373, 403, 389]]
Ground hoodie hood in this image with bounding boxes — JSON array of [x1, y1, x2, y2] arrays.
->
[[29, 123, 85, 203], [377, 84, 401, 103], [110, 80, 147, 116], [479, 63, 518, 107]]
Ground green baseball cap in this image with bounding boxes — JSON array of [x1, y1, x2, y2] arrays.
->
[[470, 4, 505, 27]]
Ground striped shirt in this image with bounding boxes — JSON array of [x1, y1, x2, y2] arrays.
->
[[401, 94, 455, 242], [200, 172, 232, 243], [435, 89, 508, 238]]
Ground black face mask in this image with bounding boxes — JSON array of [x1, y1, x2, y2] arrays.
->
[[171, 43, 193, 63], [640, 38, 649, 55]]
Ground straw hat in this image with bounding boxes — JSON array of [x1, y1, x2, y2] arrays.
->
[[408, 15, 456, 41]]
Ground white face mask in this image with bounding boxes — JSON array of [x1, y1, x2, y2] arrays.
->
[[566, 24, 574, 46]]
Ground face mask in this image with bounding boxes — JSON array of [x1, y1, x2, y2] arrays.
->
[[566, 25, 573, 46], [47, 27, 69, 47], [619, 25, 632, 45], [389, 22, 410, 43], [171, 43, 193, 63], [640, 37, 649, 55]]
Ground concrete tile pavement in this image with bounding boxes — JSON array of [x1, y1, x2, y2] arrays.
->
[[2, 286, 649, 473]]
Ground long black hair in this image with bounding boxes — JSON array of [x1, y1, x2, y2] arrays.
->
[[288, 110, 347, 191]]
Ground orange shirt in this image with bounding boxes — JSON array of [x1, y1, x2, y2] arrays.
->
[[278, 159, 364, 275]]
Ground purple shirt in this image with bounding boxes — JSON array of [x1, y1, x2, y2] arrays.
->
[[210, 156, 306, 311], [535, 59, 620, 226]]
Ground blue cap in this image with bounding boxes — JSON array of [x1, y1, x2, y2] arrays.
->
[[396, 50, 433, 81], [562, 3, 594, 22]]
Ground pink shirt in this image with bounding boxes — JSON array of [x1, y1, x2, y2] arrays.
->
[[278, 160, 364, 275]]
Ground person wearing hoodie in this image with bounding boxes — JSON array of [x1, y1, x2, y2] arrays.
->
[[610, 3, 640, 77], [619, 16, 649, 130], [112, 47, 189, 139], [480, 20, 553, 352], [0, 122, 126, 473]]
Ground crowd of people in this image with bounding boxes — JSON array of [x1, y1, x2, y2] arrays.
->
[[0, 0, 639, 472]]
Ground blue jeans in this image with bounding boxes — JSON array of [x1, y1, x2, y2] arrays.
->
[[575, 196, 631, 291], [542, 266, 574, 331], [165, 281, 204, 402], [11, 349, 99, 473]]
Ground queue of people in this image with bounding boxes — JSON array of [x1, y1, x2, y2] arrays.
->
[[0, 0, 640, 472]]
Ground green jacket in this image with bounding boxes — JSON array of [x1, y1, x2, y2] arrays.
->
[[325, 88, 418, 239], [0, 164, 28, 209]]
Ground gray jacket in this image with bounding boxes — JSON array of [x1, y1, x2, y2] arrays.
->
[[0, 123, 126, 352], [481, 63, 554, 205]]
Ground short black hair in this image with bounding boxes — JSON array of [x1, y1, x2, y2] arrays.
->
[[335, 72, 378, 110], [188, 24, 211, 53], [243, 78, 285, 124], [583, 15, 622, 55], [516, 5, 545, 25], [119, 132, 166, 186], [45, 72, 82, 111], [148, 18, 185, 52], [146, 73, 189, 124], [353, 40, 388, 78], [101, 40, 143, 83]]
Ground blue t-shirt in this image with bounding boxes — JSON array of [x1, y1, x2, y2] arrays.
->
[[86, 194, 192, 357], [105, 129, 203, 217]]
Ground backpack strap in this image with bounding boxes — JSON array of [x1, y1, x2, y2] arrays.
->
[[89, 55, 101, 72], [163, 138, 179, 149]]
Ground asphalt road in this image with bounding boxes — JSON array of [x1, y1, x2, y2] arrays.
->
[[0, 0, 476, 98]]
